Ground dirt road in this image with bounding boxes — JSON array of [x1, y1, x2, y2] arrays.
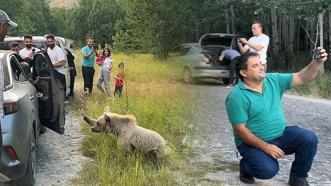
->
[[35, 109, 88, 186]]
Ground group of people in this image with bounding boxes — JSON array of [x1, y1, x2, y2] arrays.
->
[[1, 9, 329, 186], [219, 21, 270, 87], [8, 34, 72, 98], [81, 37, 124, 97], [225, 20, 328, 186]]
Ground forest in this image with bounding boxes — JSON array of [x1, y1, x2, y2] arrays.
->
[[1, 0, 331, 71]]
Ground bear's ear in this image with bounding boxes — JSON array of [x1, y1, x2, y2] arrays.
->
[[104, 106, 110, 113], [104, 112, 112, 122]]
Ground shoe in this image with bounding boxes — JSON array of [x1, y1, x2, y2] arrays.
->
[[97, 85, 104, 92], [239, 171, 255, 184], [288, 178, 310, 186]]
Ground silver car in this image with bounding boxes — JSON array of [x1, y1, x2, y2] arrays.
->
[[0, 50, 64, 185], [182, 33, 237, 84]]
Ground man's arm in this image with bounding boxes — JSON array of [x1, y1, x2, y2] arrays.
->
[[218, 54, 224, 61], [292, 48, 328, 87], [233, 124, 285, 159], [238, 39, 249, 53], [239, 38, 264, 52], [52, 60, 65, 68]]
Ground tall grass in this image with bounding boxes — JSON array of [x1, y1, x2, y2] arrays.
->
[[292, 72, 331, 99], [70, 51, 193, 185]]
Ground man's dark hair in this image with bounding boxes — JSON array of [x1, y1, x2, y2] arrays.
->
[[10, 41, 19, 48], [252, 20, 264, 33], [24, 34, 32, 39], [86, 36, 94, 41], [236, 52, 260, 81], [45, 34, 55, 40]]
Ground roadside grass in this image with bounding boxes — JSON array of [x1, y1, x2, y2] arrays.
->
[[269, 51, 331, 99], [70, 51, 194, 185], [292, 72, 331, 99]]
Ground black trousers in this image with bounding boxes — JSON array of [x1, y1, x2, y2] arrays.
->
[[55, 71, 66, 97], [69, 75, 75, 95], [229, 56, 240, 84], [82, 66, 95, 93]]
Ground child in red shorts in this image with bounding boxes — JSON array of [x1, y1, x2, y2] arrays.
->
[[114, 62, 124, 97]]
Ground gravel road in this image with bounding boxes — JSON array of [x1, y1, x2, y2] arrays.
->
[[35, 109, 88, 186]]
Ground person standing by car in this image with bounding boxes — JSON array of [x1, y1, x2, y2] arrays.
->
[[19, 34, 40, 62], [218, 49, 241, 87], [226, 49, 327, 186], [65, 48, 76, 97], [0, 9, 18, 160], [238, 21, 269, 70], [46, 34, 66, 97], [81, 37, 96, 95]]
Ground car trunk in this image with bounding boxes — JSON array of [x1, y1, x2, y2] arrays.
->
[[199, 34, 236, 66]]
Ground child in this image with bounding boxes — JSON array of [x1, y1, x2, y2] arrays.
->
[[96, 48, 113, 96], [114, 61, 124, 97]]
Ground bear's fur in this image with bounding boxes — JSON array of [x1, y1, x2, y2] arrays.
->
[[83, 106, 169, 163]]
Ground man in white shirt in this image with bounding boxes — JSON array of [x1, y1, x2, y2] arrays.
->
[[238, 21, 270, 70], [46, 34, 66, 96], [19, 34, 40, 62]]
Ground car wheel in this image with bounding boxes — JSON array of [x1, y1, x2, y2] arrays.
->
[[183, 68, 192, 83], [15, 128, 36, 186]]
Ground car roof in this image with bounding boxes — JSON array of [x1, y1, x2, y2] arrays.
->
[[4, 36, 65, 42]]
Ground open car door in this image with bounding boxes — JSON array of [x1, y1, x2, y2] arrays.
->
[[32, 52, 65, 134]]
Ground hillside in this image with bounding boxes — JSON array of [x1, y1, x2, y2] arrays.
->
[[49, 0, 78, 9]]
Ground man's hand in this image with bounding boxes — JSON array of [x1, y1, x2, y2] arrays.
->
[[313, 47, 328, 63], [238, 38, 248, 45], [262, 144, 285, 159]]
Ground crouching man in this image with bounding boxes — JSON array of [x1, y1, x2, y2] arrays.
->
[[225, 49, 327, 186]]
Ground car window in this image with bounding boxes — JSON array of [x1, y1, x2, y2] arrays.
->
[[34, 55, 51, 77], [10, 56, 28, 82]]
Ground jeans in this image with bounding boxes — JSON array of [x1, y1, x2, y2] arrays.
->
[[229, 56, 240, 84], [238, 126, 318, 180], [82, 66, 95, 93]]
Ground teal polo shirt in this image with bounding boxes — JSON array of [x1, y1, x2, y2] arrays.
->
[[226, 73, 293, 147], [82, 46, 95, 67]]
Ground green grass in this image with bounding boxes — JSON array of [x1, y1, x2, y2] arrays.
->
[[70, 51, 193, 185], [292, 72, 331, 99]]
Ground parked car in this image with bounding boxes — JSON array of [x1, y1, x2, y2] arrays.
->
[[0, 50, 64, 185], [181, 33, 238, 83], [0, 36, 71, 96]]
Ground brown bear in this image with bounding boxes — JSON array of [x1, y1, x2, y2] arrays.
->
[[83, 106, 170, 164]]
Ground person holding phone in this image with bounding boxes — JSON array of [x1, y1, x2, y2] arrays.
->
[[19, 34, 40, 63], [81, 37, 96, 95]]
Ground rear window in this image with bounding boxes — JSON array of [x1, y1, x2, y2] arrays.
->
[[200, 35, 233, 47]]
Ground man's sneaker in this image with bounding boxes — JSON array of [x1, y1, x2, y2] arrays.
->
[[239, 171, 255, 184], [288, 178, 310, 186]]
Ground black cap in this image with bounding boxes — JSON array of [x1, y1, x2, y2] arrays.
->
[[0, 10, 17, 27]]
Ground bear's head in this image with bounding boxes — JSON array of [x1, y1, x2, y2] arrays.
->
[[83, 106, 137, 134]]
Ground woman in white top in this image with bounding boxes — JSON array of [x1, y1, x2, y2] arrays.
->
[[96, 48, 113, 96]]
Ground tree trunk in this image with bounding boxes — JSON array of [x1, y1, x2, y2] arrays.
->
[[231, 5, 235, 34], [270, 8, 279, 55], [329, 11, 331, 57], [318, 12, 325, 74], [282, 14, 289, 68], [225, 10, 230, 34]]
